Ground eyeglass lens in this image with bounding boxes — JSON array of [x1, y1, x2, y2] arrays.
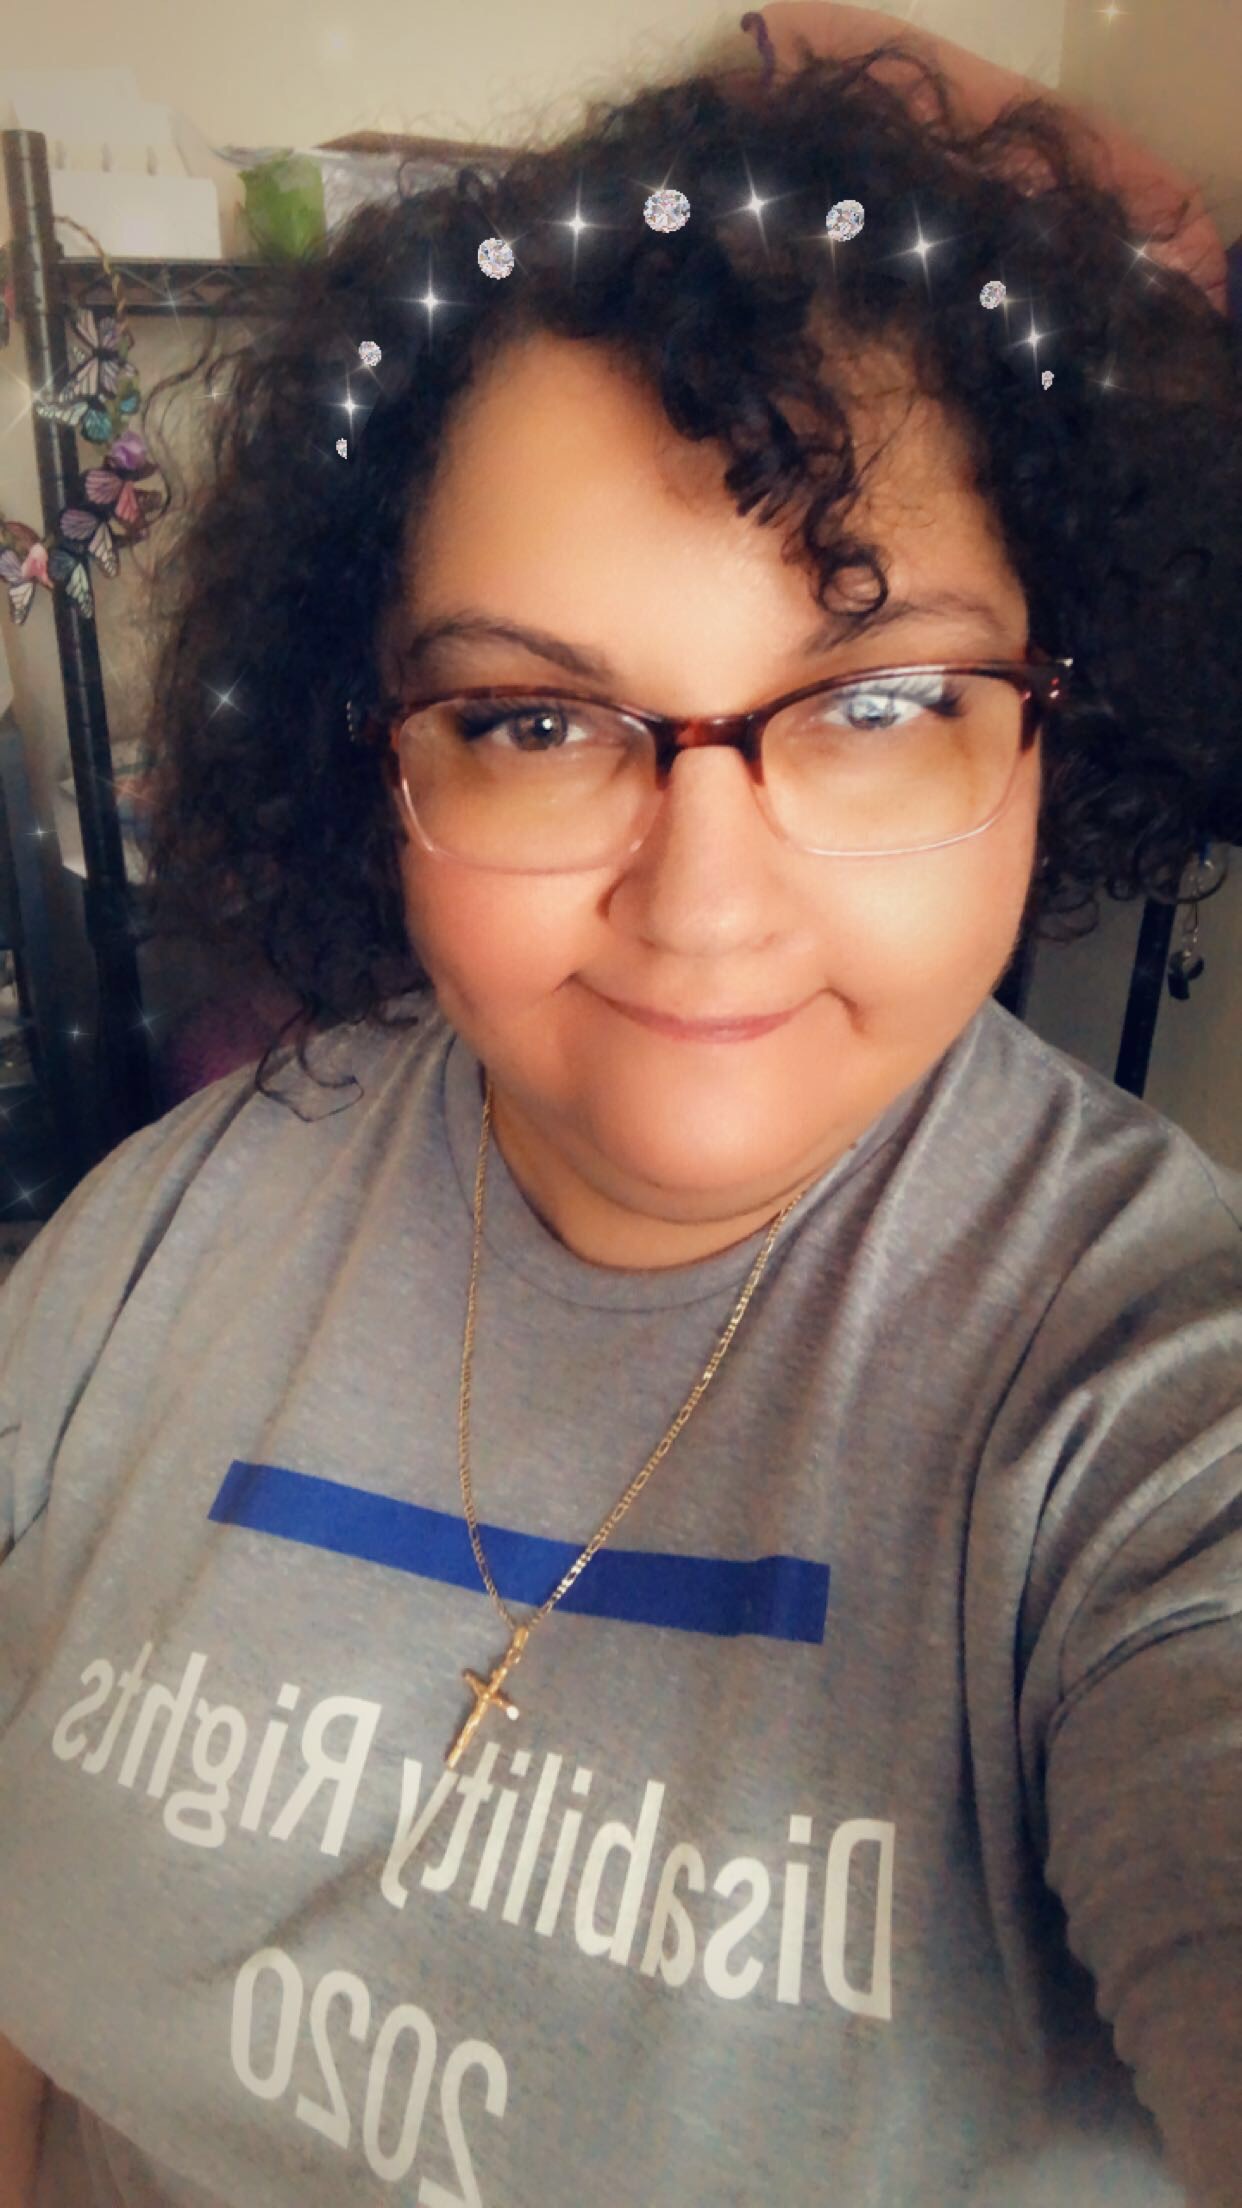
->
[[394, 671, 1026, 865]]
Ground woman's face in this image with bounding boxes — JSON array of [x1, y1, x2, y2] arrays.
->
[[380, 334, 1042, 1272]]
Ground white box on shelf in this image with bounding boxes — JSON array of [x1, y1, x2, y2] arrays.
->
[[0, 66, 226, 261], [43, 168, 223, 261]]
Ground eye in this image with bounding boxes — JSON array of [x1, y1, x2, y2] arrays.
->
[[450, 697, 634, 754], [454, 701, 584, 750], [816, 674, 971, 735]]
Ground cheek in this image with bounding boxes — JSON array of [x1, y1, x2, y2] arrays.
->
[[398, 845, 593, 1002], [397, 761, 1040, 1016], [816, 786, 1039, 1012]]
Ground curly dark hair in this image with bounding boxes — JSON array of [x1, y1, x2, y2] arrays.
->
[[134, 34, 1242, 1107]]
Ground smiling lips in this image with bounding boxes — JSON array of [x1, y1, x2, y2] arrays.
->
[[591, 986, 808, 1040]]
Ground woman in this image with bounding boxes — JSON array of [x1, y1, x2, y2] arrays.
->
[[1, 34, 1240, 2208]]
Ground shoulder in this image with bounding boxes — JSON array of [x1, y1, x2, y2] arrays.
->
[[972, 997, 1242, 1255], [0, 987, 445, 1365]]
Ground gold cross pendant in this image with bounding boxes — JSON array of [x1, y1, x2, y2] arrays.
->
[[445, 1623, 531, 1768]]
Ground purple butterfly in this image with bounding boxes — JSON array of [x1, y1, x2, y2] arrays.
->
[[55, 505, 120, 582], [82, 428, 164, 540]]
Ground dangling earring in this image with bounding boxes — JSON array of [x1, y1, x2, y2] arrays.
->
[[1166, 840, 1217, 1001]]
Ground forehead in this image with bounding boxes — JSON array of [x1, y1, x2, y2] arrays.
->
[[432, 327, 983, 510], [381, 332, 1024, 675]]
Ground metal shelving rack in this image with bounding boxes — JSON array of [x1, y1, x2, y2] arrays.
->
[[0, 124, 1214, 1195], [1, 125, 279, 1177]]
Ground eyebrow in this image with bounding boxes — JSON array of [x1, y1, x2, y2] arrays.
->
[[397, 589, 1019, 684]]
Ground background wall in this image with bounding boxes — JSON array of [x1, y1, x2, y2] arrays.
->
[[0, 1, 1067, 150], [1007, 0, 1241, 1171], [1060, 0, 1242, 246], [1, 0, 1239, 1172]]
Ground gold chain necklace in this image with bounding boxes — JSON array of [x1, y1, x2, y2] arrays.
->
[[446, 1068, 809, 1767]]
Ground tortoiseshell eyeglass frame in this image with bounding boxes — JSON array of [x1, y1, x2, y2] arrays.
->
[[349, 645, 1074, 870]]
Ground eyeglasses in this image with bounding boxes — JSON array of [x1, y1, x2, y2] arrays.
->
[[358, 647, 1073, 872]]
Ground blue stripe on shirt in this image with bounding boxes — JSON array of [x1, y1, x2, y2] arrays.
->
[[209, 1460, 830, 1644]]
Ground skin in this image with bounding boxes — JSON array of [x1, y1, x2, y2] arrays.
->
[[377, 331, 1042, 1273]]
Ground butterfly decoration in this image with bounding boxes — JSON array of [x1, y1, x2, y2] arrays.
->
[[0, 522, 54, 627], [81, 427, 165, 541], [2, 280, 167, 627], [62, 309, 129, 402], [41, 426, 165, 610], [34, 314, 137, 446], [54, 502, 120, 590], [46, 542, 99, 621], [34, 392, 116, 445]]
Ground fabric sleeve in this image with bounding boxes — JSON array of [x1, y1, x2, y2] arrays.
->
[[1006, 1145, 1242, 2208], [0, 1059, 265, 1571]]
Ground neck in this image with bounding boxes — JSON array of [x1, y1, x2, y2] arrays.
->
[[484, 1080, 811, 1273]]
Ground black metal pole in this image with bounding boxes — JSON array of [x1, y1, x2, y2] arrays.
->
[[3, 127, 156, 1162], [1113, 894, 1175, 1099]]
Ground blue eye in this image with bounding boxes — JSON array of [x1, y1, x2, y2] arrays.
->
[[822, 676, 970, 734]]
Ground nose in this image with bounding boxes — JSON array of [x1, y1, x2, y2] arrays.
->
[[614, 743, 790, 933]]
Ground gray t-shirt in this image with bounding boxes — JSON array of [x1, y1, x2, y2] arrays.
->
[[1, 987, 1239, 2208]]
